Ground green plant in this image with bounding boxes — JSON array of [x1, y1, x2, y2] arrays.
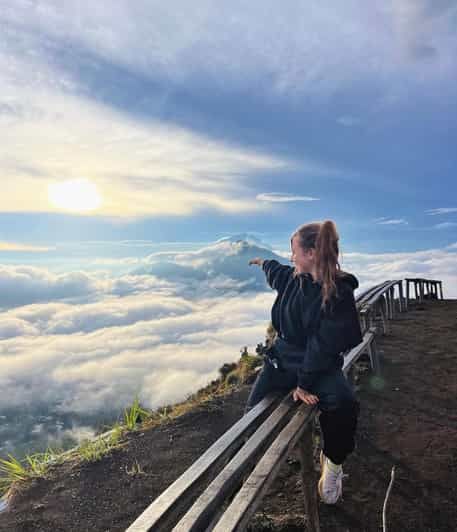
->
[[78, 420, 126, 462], [0, 448, 58, 497], [123, 395, 151, 430], [0, 454, 29, 487], [24, 446, 59, 476]]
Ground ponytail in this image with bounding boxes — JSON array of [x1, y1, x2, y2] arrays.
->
[[291, 219, 341, 313], [315, 220, 341, 312]]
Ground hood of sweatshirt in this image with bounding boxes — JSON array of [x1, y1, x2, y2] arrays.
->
[[336, 270, 359, 290], [298, 269, 359, 291]]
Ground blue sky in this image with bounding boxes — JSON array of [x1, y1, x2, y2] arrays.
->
[[1, 1, 457, 458]]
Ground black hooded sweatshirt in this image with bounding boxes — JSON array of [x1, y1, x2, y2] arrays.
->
[[262, 259, 363, 391]]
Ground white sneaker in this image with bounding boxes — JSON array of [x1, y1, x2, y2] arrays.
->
[[318, 450, 344, 504]]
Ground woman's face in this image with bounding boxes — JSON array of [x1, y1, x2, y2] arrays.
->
[[290, 235, 315, 274]]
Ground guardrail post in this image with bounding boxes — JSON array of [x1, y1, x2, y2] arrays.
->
[[298, 424, 321, 532], [398, 281, 406, 312], [385, 288, 392, 320], [367, 335, 380, 375], [380, 297, 388, 335]]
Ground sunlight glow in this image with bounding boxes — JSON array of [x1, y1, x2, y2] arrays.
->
[[48, 179, 102, 212]]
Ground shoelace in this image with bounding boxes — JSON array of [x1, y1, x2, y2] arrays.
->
[[322, 465, 349, 495]]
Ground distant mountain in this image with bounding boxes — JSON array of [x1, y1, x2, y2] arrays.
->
[[132, 234, 288, 292]]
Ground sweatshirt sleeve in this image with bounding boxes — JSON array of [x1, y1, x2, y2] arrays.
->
[[262, 259, 293, 292], [297, 288, 363, 390]]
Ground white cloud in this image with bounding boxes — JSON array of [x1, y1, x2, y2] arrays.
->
[[256, 192, 320, 203], [373, 217, 409, 225], [0, 290, 274, 415], [3, 0, 455, 101], [341, 246, 457, 299], [0, 84, 293, 218], [390, 0, 457, 61], [425, 207, 457, 215], [434, 222, 457, 229], [0, 265, 174, 309], [1, 235, 456, 459], [0, 242, 55, 252]]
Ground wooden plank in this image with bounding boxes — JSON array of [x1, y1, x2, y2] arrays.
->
[[298, 424, 321, 532], [356, 281, 391, 308], [125, 394, 278, 532], [399, 281, 405, 312], [342, 329, 375, 374], [359, 281, 397, 310], [355, 282, 387, 305], [368, 338, 380, 375], [211, 403, 318, 532], [172, 393, 299, 531]]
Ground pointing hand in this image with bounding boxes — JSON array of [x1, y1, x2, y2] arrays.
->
[[248, 257, 264, 266]]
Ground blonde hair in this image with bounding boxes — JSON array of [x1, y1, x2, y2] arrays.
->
[[291, 219, 342, 312]]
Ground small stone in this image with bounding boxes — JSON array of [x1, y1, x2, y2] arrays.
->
[[32, 502, 45, 510]]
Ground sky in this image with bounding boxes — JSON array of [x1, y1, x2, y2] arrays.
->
[[1, 1, 457, 459]]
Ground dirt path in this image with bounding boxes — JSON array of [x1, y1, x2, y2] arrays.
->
[[252, 298, 457, 531], [0, 299, 456, 531]]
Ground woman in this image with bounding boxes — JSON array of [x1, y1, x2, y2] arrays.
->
[[246, 220, 363, 505]]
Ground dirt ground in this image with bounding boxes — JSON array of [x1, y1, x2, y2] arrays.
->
[[0, 298, 456, 531]]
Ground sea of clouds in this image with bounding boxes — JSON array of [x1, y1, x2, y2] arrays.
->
[[1, 234, 456, 459]]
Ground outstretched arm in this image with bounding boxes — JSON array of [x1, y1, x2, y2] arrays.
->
[[260, 259, 293, 292]]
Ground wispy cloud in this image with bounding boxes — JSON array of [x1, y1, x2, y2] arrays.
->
[[3, 0, 455, 102], [373, 217, 409, 225], [425, 207, 457, 215], [256, 193, 320, 203], [434, 222, 457, 229], [337, 115, 361, 127], [0, 242, 55, 252], [1, 86, 293, 218]]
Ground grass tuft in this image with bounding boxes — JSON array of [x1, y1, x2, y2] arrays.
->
[[123, 395, 151, 430]]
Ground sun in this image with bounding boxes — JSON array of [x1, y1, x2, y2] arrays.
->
[[48, 179, 102, 212]]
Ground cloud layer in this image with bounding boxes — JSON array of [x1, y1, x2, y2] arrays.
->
[[1, 235, 456, 457]]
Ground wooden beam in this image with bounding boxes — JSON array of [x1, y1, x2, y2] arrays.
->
[[299, 424, 321, 532], [125, 394, 278, 532], [211, 403, 318, 532], [173, 395, 299, 531]]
